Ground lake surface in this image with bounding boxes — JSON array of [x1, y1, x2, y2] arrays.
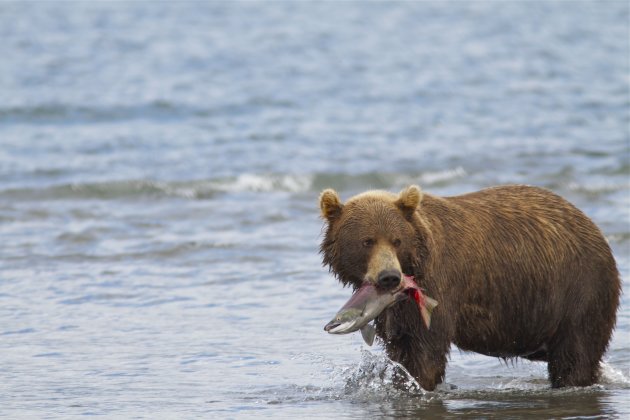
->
[[0, 1, 628, 418]]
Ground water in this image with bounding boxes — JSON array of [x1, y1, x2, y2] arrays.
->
[[0, 1, 628, 418]]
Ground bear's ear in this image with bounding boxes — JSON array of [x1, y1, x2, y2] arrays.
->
[[320, 189, 343, 223], [395, 185, 423, 218]]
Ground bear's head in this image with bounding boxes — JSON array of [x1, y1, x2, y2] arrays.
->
[[319, 185, 429, 291]]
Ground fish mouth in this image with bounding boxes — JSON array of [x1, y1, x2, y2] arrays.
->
[[323, 321, 341, 332], [324, 320, 357, 334]]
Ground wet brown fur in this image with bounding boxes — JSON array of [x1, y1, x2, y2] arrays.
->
[[320, 185, 621, 391]]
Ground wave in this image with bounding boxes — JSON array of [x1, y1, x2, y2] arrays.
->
[[0, 176, 310, 200], [4, 168, 627, 202], [566, 181, 630, 196], [0, 169, 467, 201]]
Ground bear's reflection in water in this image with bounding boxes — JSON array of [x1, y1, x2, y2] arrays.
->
[[383, 389, 612, 419]]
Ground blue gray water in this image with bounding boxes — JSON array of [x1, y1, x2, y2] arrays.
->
[[1, 1, 629, 418]]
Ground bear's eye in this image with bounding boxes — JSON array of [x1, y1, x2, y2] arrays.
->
[[362, 238, 375, 248], [392, 239, 402, 248]]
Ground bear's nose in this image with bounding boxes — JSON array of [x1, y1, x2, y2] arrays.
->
[[377, 270, 401, 290]]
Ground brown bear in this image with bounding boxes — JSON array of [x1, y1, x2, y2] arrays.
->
[[319, 184, 620, 391]]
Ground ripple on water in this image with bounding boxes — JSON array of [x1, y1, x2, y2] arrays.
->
[[1, 328, 36, 335]]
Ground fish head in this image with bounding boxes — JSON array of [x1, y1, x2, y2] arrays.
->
[[324, 307, 364, 334]]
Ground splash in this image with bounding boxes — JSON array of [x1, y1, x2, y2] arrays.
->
[[599, 362, 630, 389], [330, 349, 427, 401], [288, 348, 429, 404]]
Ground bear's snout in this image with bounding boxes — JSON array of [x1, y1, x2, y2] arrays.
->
[[377, 269, 401, 290], [365, 241, 403, 288]]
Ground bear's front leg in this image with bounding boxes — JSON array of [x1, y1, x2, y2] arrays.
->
[[377, 301, 451, 391]]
